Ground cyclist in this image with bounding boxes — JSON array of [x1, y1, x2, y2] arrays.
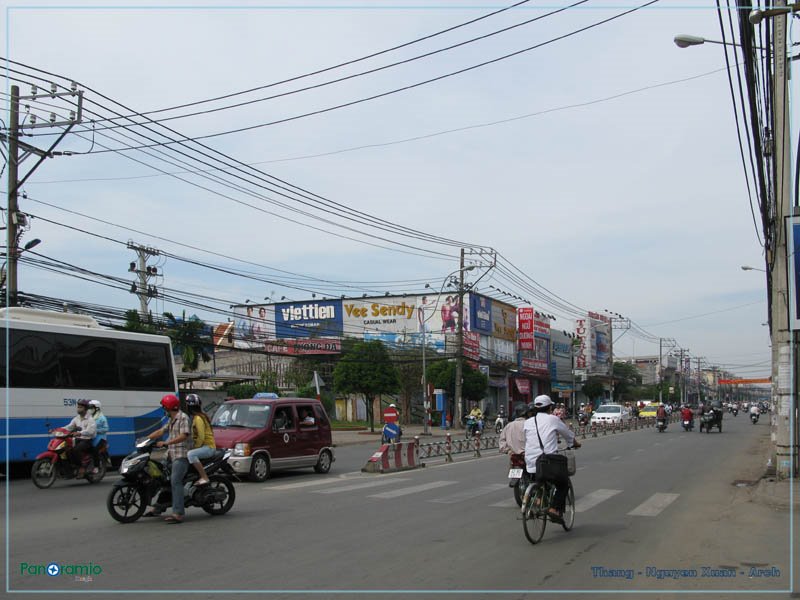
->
[[523, 395, 581, 521]]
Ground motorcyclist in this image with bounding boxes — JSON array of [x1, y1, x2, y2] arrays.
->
[[185, 394, 216, 486], [88, 400, 108, 473], [523, 395, 581, 521], [711, 400, 724, 425], [680, 404, 694, 429], [750, 403, 760, 419], [147, 394, 191, 524], [656, 403, 667, 420], [59, 399, 96, 476], [499, 404, 528, 456], [468, 402, 484, 433]]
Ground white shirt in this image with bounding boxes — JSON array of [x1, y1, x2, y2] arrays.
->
[[499, 418, 526, 455], [523, 412, 575, 473], [750, 405, 760, 415], [66, 414, 96, 440]]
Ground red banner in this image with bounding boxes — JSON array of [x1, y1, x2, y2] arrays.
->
[[264, 338, 341, 355], [463, 331, 481, 361], [718, 378, 770, 385], [518, 307, 534, 350]]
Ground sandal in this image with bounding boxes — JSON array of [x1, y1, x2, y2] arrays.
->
[[196, 478, 209, 486], [163, 515, 184, 524], [547, 508, 563, 521]]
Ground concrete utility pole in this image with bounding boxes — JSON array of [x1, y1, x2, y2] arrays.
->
[[769, 4, 794, 479], [6, 85, 20, 306], [127, 242, 160, 316], [454, 248, 466, 428]]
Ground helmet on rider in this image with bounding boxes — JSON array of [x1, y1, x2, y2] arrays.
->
[[88, 400, 101, 409], [526, 402, 536, 415], [160, 394, 180, 412], [533, 395, 553, 409], [76, 399, 91, 413], [514, 404, 528, 419], [185, 393, 201, 409], [389, 404, 396, 408]]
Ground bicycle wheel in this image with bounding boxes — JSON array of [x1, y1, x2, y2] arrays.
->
[[522, 484, 547, 545], [561, 481, 575, 531]]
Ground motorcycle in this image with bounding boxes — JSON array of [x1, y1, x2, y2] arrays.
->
[[107, 437, 236, 523], [699, 410, 722, 433], [31, 427, 108, 489], [751, 412, 759, 425], [495, 411, 507, 434], [682, 419, 693, 432], [656, 419, 667, 433], [381, 421, 402, 444], [507, 452, 528, 507], [578, 413, 590, 427], [465, 415, 483, 438], [732, 407, 738, 417]]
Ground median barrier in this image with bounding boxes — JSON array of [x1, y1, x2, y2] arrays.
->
[[361, 439, 423, 474]]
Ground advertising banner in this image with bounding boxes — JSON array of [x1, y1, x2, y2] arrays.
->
[[520, 355, 550, 378], [212, 322, 234, 348], [576, 312, 611, 375], [788, 216, 800, 330], [233, 304, 276, 349], [469, 293, 493, 335], [517, 307, 534, 350], [415, 293, 467, 335], [492, 300, 517, 341], [463, 331, 481, 361], [264, 338, 341, 355], [549, 330, 574, 383], [534, 316, 551, 337], [574, 317, 590, 371], [275, 300, 343, 339], [342, 297, 418, 336]]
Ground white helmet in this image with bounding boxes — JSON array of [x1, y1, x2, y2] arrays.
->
[[389, 404, 396, 408], [89, 400, 101, 409], [533, 395, 553, 408]]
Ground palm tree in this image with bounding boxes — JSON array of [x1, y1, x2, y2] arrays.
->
[[163, 311, 211, 372]]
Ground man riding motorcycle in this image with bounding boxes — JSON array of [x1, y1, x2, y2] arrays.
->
[[468, 403, 484, 434], [680, 404, 694, 430], [58, 399, 97, 476], [499, 404, 529, 456]]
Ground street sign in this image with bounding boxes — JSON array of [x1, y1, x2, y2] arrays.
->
[[383, 406, 399, 424]]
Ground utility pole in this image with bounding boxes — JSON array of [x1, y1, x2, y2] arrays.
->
[[6, 85, 20, 306], [127, 242, 161, 316], [658, 338, 663, 404], [454, 248, 466, 428]]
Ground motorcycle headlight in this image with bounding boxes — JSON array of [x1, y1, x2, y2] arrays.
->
[[120, 454, 147, 475]]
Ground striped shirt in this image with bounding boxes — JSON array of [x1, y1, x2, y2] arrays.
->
[[167, 411, 191, 461]]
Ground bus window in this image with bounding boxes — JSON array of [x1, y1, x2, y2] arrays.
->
[[8, 331, 61, 388], [58, 335, 119, 388], [118, 342, 172, 390]]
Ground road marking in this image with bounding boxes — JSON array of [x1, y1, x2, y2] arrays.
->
[[489, 498, 518, 508], [574, 489, 622, 513], [635, 449, 645, 453], [611, 456, 621, 461], [628, 493, 680, 517], [368, 481, 457, 499], [315, 478, 411, 494], [428, 483, 508, 504], [576, 466, 587, 471], [654, 443, 662, 446]]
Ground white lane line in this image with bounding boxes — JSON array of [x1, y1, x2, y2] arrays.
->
[[611, 456, 621, 461], [266, 478, 353, 491], [576, 466, 587, 471], [369, 481, 457, 499], [635, 449, 645, 453], [489, 498, 519, 508], [628, 493, 680, 517], [574, 489, 622, 513], [428, 483, 509, 504], [654, 443, 662, 446], [315, 478, 411, 494]]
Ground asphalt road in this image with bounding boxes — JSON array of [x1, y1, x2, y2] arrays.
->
[[4, 415, 794, 599]]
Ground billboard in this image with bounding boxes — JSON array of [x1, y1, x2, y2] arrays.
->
[[265, 338, 341, 355], [492, 300, 517, 341], [233, 304, 276, 349], [415, 293, 467, 335], [469, 293, 493, 335], [576, 312, 611, 375], [550, 330, 574, 383], [788, 216, 800, 330], [275, 300, 343, 339], [343, 297, 418, 336], [517, 307, 534, 350]]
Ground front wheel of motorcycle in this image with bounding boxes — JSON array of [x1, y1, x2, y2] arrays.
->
[[495, 423, 502, 434], [201, 476, 236, 516], [107, 484, 147, 523], [31, 459, 57, 489]]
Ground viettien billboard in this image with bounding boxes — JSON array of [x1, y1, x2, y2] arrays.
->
[[275, 300, 343, 339], [233, 304, 276, 349]]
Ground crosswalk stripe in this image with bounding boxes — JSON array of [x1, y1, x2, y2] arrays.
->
[[489, 498, 518, 508], [428, 483, 508, 504], [315, 478, 410, 494], [628, 493, 680, 516], [267, 477, 363, 491], [574, 489, 622, 513], [368, 481, 457, 499]]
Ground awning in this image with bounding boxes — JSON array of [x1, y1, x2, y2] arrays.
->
[[515, 379, 531, 395]]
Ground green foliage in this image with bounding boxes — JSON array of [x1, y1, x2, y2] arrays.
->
[[121, 309, 157, 334], [391, 347, 425, 425], [425, 360, 488, 402], [581, 377, 605, 402], [612, 361, 642, 401], [163, 311, 211, 372], [223, 383, 259, 399], [333, 340, 399, 432]]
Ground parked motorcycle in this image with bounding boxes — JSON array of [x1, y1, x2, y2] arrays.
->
[[751, 412, 759, 425], [507, 452, 528, 507], [31, 427, 107, 489], [107, 437, 236, 523], [656, 419, 667, 433], [465, 415, 482, 438]]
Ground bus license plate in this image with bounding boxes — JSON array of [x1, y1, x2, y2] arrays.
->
[[508, 468, 523, 479]]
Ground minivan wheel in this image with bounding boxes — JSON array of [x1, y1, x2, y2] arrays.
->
[[249, 454, 270, 482], [314, 449, 333, 474]]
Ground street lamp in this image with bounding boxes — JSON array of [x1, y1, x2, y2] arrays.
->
[[674, 33, 765, 51], [741, 265, 767, 272], [749, 4, 800, 25]]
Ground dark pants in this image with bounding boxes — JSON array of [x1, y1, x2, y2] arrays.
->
[[537, 471, 570, 512], [71, 439, 94, 467]]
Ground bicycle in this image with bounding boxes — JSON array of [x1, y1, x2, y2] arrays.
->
[[520, 450, 576, 545]]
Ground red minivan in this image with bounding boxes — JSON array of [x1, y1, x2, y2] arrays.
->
[[211, 397, 335, 482]]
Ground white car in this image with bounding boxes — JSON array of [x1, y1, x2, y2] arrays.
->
[[590, 404, 631, 425]]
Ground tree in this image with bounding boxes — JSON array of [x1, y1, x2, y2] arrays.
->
[[581, 378, 605, 404], [163, 311, 211, 372], [391, 347, 424, 425], [612, 361, 642, 401], [121, 309, 157, 334], [333, 340, 399, 432], [426, 360, 488, 406]]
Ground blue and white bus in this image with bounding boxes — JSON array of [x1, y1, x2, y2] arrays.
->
[[1, 308, 178, 464]]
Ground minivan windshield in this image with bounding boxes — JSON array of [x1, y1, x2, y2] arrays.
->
[[212, 403, 271, 429]]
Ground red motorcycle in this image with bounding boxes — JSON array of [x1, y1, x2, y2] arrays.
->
[[31, 427, 108, 489], [508, 452, 529, 507]]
